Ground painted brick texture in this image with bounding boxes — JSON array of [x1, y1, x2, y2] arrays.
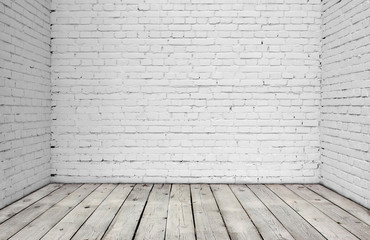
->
[[321, 0, 370, 208], [50, 0, 322, 183], [0, 0, 51, 208]]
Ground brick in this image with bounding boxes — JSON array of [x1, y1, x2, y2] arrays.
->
[[7, 0, 369, 208], [52, 0, 322, 175], [0, 0, 51, 209], [320, 0, 370, 208]]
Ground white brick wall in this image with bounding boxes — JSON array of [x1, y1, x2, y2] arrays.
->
[[0, 0, 51, 208], [321, 0, 370, 208], [1, 0, 369, 209], [50, 0, 322, 183]]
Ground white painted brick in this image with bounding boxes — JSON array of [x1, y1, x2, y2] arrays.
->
[[321, 0, 370, 208], [0, 0, 51, 209], [50, 0, 322, 185], [3, 0, 368, 209]]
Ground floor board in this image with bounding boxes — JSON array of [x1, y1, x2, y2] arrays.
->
[[191, 184, 230, 240], [166, 184, 195, 240], [41, 184, 114, 240], [71, 184, 132, 240], [267, 184, 358, 240], [0, 183, 368, 240], [287, 184, 370, 240], [230, 184, 294, 240], [0, 184, 63, 224], [10, 184, 99, 240], [211, 184, 261, 240], [103, 184, 153, 240], [134, 184, 171, 240], [248, 185, 326, 240], [0, 184, 81, 240], [307, 184, 370, 225]]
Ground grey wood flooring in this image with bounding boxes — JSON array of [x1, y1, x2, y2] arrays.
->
[[0, 184, 369, 240]]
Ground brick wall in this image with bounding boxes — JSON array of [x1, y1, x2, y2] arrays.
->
[[0, 0, 51, 208], [1, 0, 369, 208], [50, 0, 322, 183], [321, 0, 370, 208]]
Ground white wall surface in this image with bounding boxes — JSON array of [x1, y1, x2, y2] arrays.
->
[[321, 0, 370, 208], [0, 0, 51, 209], [50, 0, 322, 183], [1, 0, 368, 209]]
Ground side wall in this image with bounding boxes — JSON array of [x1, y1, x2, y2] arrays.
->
[[321, 0, 370, 208], [51, 0, 322, 183], [0, 0, 51, 208]]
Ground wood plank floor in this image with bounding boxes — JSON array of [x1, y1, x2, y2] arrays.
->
[[0, 184, 369, 240]]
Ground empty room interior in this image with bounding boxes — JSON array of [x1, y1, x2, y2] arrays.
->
[[0, 0, 369, 239]]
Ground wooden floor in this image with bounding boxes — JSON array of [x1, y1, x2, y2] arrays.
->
[[0, 184, 369, 240]]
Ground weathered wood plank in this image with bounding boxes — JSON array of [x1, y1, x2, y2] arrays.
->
[[268, 184, 358, 240], [248, 184, 325, 240], [134, 184, 171, 240], [0, 184, 63, 224], [103, 184, 153, 240], [166, 184, 195, 240], [71, 184, 133, 240], [41, 184, 116, 240], [191, 184, 230, 240], [307, 184, 370, 225], [9, 184, 99, 240], [1, 183, 367, 240], [0, 184, 81, 240], [230, 185, 294, 240], [287, 184, 370, 240], [211, 184, 261, 240]]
